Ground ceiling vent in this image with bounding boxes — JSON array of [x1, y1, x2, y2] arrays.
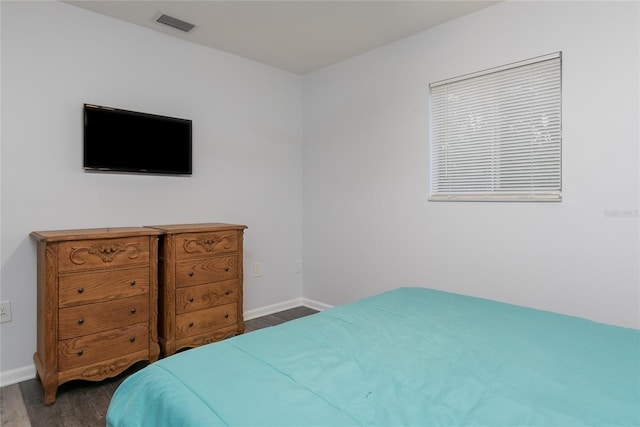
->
[[156, 14, 195, 33]]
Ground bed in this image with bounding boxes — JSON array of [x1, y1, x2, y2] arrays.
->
[[106, 287, 639, 426]]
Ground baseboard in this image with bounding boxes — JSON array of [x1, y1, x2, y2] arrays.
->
[[302, 298, 333, 312], [0, 364, 36, 388], [1, 298, 334, 387], [244, 298, 305, 320], [244, 297, 333, 320]]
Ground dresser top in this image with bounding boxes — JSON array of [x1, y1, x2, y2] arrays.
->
[[30, 227, 162, 242], [144, 223, 247, 234]]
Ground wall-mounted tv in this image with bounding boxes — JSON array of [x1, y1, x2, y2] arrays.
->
[[83, 104, 192, 175]]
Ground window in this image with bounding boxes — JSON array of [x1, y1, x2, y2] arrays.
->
[[429, 52, 562, 201]]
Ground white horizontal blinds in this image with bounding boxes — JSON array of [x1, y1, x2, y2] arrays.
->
[[430, 53, 562, 201]]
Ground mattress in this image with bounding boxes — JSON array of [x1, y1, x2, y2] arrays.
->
[[106, 287, 640, 426]]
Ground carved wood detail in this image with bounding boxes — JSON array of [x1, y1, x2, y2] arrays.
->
[[183, 235, 231, 253], [81, 358, 130, 378], [70, 241, 141, 265]]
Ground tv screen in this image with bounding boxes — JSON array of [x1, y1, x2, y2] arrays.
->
[[83, 104, 192, 175]]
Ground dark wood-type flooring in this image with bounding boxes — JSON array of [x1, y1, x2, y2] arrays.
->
[[0, 306, 318, 427]]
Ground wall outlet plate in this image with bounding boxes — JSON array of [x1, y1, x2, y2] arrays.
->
[[253, 262, 262, 278], [0, 301, 12, 323]]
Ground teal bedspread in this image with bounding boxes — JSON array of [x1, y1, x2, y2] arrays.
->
[[106, 287, 640, 426]]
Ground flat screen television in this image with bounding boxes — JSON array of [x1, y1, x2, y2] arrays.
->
[[83, 104, 192, 175]]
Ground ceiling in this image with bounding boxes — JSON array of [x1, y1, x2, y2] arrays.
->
[[65, 1, 500, 75]]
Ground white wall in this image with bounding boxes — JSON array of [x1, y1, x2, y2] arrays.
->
[[1, 1, 303, 379], [303, 1, 639, 329]]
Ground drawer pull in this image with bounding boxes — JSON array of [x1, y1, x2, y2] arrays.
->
[[130, 308, 137, 314], [130, 336, 136, 342], [188, 297, 194, 302], [78, 318, 84, 325], [224, 313, 229, 318], [225, 290, 231, 296], [189, 322, 194, 327], [77, 287, 84, 294], [77, 350, 84, 356], [189, 271, 194, 277], [130, 280, 136, 286], [225, 267, 229, 272]]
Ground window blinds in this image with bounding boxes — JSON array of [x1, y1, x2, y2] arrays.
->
[[429, 52, 562, 201]]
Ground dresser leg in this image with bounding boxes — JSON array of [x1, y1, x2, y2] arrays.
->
[[164, 339, 176, 357], [43, 385, 58, 406], [150, 342, 160, 362], [34, 353, 58, 405], [40, 371, 58, 405]]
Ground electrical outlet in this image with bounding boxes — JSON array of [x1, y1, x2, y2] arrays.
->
[[253, 262, 262, 278], [0, 301, 12, 323]]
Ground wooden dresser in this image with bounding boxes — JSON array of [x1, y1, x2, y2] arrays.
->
[[30, 227, 162, 405], [145, 223, 247, 356]]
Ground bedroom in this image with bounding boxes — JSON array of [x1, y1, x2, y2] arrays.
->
[[1, 0, 638, 421]]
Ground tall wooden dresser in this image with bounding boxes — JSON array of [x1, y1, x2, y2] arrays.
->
[[145, 223, 247, 356], [30, 227, 162, 405]]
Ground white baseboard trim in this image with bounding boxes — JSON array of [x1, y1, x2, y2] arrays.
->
[[0, 364, 36, 388], [1, 298, 334, 387], [244, 297, 333, 320], [244, 298, 305, 320], [302, 298, 333, 312]]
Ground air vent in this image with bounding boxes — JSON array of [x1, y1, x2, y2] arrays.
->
[[156, 14, 195, 33]]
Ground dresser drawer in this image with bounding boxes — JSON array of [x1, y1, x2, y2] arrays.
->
[[58, 295, 149, 340], [175, 303, 237, 339], [175, 280, 238, 314], [59, 267, 149, 308], [58, 237, 150, 272], [58, 323, 149, 371], [176, 231, 238, 261], [175, 256, 238, 288]]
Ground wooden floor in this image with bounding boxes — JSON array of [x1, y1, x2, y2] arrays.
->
[[0, 306, 318, 427]]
